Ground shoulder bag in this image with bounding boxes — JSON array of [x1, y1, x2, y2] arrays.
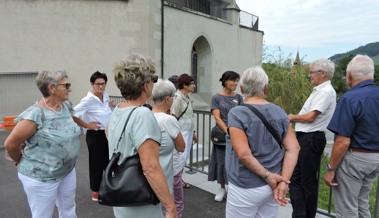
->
[[242, 104, 283, 149], [176, 101, 189, 121], [98, 107, 160, 206], [211, 125, 226, 146]]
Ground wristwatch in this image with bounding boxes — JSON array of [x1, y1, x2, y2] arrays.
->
[[326, 163, 335, 172]]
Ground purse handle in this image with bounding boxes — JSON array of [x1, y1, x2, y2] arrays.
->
[[241, 104, 283, 149], [114, 106, 138, 152]]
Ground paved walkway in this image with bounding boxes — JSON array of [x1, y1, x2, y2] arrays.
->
[[1, 130, 330, 217]]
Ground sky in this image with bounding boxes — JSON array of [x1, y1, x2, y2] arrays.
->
[[236, 0, 379, 63]]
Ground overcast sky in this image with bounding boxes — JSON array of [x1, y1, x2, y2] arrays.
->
[[236, 0, 379, 63]]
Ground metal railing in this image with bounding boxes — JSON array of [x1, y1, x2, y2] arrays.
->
[[165, 0, 229, 20], [239, 10, 259, 30], [109, 95, 378, 217]]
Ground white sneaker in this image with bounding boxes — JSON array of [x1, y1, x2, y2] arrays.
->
[[214, 188, 226, 202]]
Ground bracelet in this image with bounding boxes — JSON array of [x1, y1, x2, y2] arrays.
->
[[263, 169, 271, 180]]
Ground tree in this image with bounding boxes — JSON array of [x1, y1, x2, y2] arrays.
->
[[263, 63, 312, 114]]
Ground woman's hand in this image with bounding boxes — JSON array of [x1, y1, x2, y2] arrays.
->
[[265, 172, 290, 190], [109, 99, 116, 108], [87, 122, 100, 130], [273, 181, 290, 206], [192, 131, 198, 143]]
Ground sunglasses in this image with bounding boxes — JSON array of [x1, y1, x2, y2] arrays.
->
[[151, 75, 158, 83], [56, 83, 71, 89]]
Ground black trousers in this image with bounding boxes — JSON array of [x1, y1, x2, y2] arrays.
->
[[289, 131, 326, 218], [86, 130, 109, 192]]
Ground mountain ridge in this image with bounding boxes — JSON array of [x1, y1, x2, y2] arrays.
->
[[329, 42, 379, 64]]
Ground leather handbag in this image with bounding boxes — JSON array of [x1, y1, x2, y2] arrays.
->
[[211, 125, 226, 146], [98, 107, 160, 206]]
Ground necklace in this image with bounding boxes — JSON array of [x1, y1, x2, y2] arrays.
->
[[122, 99, 141, 107], [43, 98, 63, 114]]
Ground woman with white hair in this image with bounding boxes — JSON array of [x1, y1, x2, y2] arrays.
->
[[5, 70, 80, 218], [225, 66, 300, 218], [152, 79, 185, 216]]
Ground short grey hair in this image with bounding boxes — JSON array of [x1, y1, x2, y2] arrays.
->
[[240, 66, 268, 97], [36, 70, 68, 97], [310, 59, 335, 79], [347, 54, 374, 80], [152, 78, 176, 105], [113, 53, 156, 100]]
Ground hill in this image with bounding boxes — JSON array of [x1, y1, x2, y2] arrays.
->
[[329, 42, 379, 64]]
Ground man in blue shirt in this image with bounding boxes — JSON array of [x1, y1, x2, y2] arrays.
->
[[324, 54, 379, 218]]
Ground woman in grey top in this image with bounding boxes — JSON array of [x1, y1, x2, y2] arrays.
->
[[225, 66, 300, 218], [208, 71, 243, 202]]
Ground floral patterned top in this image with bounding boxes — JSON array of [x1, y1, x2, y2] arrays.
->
[[15, 102, 81, 182]]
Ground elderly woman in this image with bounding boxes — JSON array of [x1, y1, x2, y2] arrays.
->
[[73, 71, 113, 201], [4, 70, 80, 218], [225, 66, 300, 218], [208, 71, 243, 202], [107, 54, 176, 218], [151, 79, 185, 216], [170, 73, 197, 217]]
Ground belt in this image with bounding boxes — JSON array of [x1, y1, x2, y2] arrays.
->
[[296, 131, 324, 137], [351, 148, 379, 153]]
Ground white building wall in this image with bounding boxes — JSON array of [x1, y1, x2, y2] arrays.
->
[[0, 0, 263, 114], [163, 6, 263, 104], [0, 0, 161, 105]]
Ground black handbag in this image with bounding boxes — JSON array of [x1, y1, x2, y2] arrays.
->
[[211, 125, 226, 146], [98, 107, 160, 206]]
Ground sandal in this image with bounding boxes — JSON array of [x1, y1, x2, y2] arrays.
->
[[183, 182, 191, 189]]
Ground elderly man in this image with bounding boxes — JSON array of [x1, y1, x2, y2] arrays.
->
[[324, 55, 379, 218], [289, 59, 337, 218]]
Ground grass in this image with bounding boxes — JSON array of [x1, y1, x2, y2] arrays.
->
[[317, 154, 379, 215]]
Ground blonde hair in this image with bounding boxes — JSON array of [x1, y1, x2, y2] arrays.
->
[[113, 54, 156, 100]]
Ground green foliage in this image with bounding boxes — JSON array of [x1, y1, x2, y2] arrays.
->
[[263, 63, 312, 114]]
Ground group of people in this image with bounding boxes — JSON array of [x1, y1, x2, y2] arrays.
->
[[4, 53, 379, 218]]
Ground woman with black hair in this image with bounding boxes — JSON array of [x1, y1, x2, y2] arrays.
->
[[73, 71, 114, 201], [208, 71, 243, 202]]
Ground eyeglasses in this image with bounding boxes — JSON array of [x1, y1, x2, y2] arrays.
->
[[94, 82, 106, 87], [56, 83, 71, 89], [151, 75, 158, 83], [309, 70, 323, 75]]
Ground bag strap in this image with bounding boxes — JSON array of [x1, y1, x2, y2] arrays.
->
[[241, 104, 283, 149], [176, 101, 189, 121], [115, 107, 138, 152]]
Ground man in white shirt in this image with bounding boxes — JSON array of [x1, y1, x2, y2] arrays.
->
[[288, 59, 336, 218]]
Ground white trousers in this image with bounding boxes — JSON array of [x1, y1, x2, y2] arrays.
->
[[18, 169, 77, 218], [226, 183, 278, 218], [178, 130, 194, 170]]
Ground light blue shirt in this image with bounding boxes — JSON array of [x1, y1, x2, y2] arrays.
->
[[107, 106, 163, 218], [16, 103, 81, 182]]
